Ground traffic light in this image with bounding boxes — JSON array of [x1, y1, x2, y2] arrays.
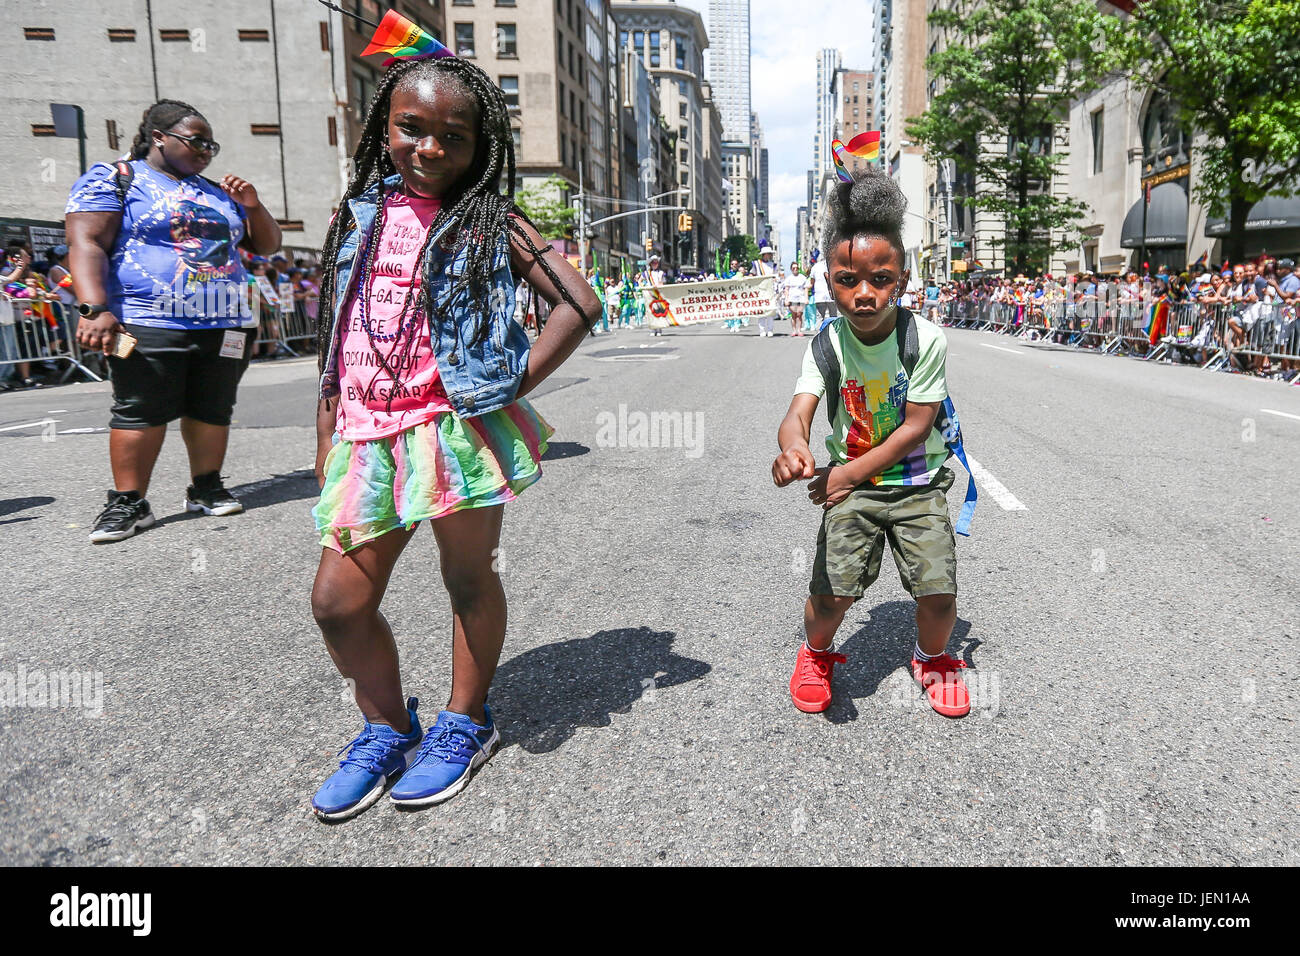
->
[[677, 213, 693, 233], [643, 234, 653, 253]]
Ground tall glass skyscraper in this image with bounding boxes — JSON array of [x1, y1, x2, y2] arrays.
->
[[707, 0, 751, 143]]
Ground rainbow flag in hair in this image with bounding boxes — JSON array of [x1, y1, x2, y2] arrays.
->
[[361, 9, 452, 59], [831, 131, 882, 182]]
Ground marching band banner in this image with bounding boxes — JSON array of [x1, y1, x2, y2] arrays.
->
[[639, 275, 779, 327]]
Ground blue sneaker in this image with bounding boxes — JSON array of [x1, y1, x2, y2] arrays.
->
[[312, 697, 423, 821], [389, 706, 499, 806]]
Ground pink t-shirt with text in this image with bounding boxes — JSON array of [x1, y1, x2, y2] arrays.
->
[[337, 191, 451, 441]]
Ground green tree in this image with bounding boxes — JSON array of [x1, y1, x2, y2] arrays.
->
[[514, 175, 576, 239], [1116, 0, 1300, 265], [905, 0, 1120, 275], [721, 234, 760, 268]]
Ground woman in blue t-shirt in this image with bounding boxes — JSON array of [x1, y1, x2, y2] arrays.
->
[[65, 100, 282, 544]]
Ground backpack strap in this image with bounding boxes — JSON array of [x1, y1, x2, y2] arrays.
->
[[112, 160, 134, 206], [894, 306, 921, 375], [897, 307, 978, 535], [810, 322, 840, 426]]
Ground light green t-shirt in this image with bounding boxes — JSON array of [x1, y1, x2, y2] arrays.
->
[[793, 312, 950, 486]]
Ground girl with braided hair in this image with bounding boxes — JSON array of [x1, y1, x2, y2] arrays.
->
[[309, 54, 601, 820]]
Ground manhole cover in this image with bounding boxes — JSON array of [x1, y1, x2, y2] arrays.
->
[[589, 346, 679, 363]]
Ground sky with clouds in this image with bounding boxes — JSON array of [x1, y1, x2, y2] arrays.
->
[[675, 0, 876, 260]]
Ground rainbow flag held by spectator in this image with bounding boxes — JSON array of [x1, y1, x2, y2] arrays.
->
[[1147, 296, 1170, 345]]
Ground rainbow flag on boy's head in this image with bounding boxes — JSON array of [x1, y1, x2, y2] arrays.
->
[[831, 131, 882, 182], [361, 9, 452, 60]]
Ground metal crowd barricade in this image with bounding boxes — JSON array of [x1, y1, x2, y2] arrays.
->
[[0, 293, 104, 385]]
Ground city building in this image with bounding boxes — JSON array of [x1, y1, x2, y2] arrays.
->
[[706, 0, 751, 143], [447, 0, 616, 266], [722, 142, 755, 238], [0, 0, 412, 253], [836, 68, 874, 159], [1060, 1, 1299, 274], [613, 0, 719, 270], [878, 0, 927, 278]]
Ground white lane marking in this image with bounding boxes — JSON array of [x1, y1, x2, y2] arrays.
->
[[981, 343, 1026, 355], [46, 408, 68, 413], [964, 455, 1028, 512], [0, 419, 59, 433], [1260, 408, 1300, 423]]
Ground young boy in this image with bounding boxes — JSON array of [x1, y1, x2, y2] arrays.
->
[[772, 169, 969, 718]]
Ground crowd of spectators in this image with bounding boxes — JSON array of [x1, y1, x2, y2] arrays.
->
[[0, 240, 323, 391], [925, 256, 1300, 381]]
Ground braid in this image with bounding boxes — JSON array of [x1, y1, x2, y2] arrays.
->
[[129, 99, 203, 160], [317, 55, 592, 371]]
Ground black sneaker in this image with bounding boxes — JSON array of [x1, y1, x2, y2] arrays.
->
[[89, 490, 156, 543], [185, 471, 244, 516]]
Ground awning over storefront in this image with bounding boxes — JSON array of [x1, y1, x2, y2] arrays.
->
[[1205, 192, 1300, 236], [1120, 182, 1188, 248]]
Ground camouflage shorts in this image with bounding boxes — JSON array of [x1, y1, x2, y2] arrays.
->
[[810, 466, 957, 600]]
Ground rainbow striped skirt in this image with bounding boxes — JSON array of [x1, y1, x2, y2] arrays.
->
[[313, 400, 552, 554]]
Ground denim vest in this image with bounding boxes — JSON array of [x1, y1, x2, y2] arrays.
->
[[318, 175, 527, 419]]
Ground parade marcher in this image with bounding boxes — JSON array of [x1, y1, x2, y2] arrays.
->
[[65, 99, 281, 543], [752, 240, 779, 337], [783, 261, 809, 336], [647, 254, 666, 336], [307, 44, 601, 820], [771, 169, 970, 718], [809, 248, 837, 329]]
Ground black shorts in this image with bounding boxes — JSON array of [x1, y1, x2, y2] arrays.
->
[[108, 324, 255, 429]]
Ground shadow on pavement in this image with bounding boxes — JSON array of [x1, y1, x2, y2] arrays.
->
[[540, 441, 589, 461], [823, 600, 978, 724], [490, 626, 710, 753], [154, 468, 317, 526], [0, 496, 54, 524]]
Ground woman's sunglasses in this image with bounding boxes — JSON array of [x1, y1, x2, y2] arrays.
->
[[162, 130, 221, 157]]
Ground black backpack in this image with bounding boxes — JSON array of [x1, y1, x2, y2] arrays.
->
[[810, 308, 978, 535]]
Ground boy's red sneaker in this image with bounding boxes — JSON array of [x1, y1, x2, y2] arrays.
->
[[789, 643, 847, 713], [911, 653, 971, 718]]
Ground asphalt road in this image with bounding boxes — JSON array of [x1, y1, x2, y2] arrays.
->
[[2, 320, 1297, 865]]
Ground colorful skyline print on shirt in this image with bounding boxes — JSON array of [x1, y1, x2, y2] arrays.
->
[[839, 368, 934, 484]]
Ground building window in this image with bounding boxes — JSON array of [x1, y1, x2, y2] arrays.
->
[[500, 75, 519, 109], [454, 23, 475, 56], [649, 31, 660, 68], [497, 0, 516, 6], [512, 127, 521, 150], [680, 147, 688, 163], [107, 28, 136, 42], [159, 28, 190, 42], [238, 29, 270, 41], [558, 82, 566, 117], [496, 23, 516, 57], [679, 124, 687, 141], [1090, 107, 1104, 174], [675, 35, 686, 70], [633, 30, 644, 55], [620, 29, 628, 49], [24, 27, 56, 40], [679, 102, 687, 118]]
